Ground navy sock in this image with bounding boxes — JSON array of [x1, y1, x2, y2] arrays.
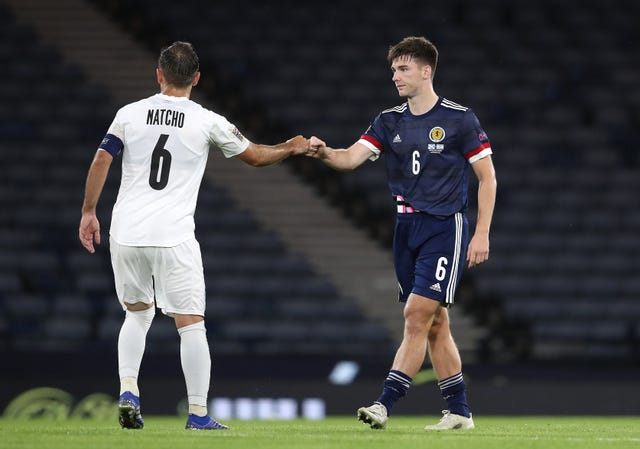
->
[[438, 372, 471, 418], [375, 370, 412, 415]]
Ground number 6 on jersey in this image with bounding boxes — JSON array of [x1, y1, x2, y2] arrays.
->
[[149, 134, 172, 190], [412, 150, 420, 175]]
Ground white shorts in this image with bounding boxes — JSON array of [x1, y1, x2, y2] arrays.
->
[[110, 238, 206, 316]]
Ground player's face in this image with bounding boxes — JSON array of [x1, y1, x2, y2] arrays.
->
[[391, 56, 429, 98]]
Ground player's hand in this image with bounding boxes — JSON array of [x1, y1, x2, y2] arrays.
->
[[79, 213, 101, 253], [287, 135, 309, 156], [466, 231, 489, 268], [306, 136, 327, 158]]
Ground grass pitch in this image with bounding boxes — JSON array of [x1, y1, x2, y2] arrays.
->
[[2, 416, 639, 449]]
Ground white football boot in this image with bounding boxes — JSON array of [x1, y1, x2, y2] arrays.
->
[[357, 402, 388, 429], [424, 410, 475, 430]]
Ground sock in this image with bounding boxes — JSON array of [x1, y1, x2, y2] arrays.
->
[[118, 307, 155, 395], [189, 405, 208, 417], [438, 372, 471, 418], [375, 370, 412, 415], [179, 321, 211, 416], [120, 377, 139, 397]]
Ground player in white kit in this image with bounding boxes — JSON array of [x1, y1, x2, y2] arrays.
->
[[79, 41, 308, 430]]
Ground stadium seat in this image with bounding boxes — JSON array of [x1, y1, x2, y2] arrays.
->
[[40, 317, 92, 349]]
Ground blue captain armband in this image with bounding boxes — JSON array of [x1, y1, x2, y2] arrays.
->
[[98, 133, 124, 157]]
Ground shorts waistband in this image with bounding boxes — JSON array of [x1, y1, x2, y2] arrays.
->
[[396, 195, 420, 214]]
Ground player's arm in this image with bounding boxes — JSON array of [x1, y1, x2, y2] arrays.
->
[[307, 137, 373, 171], [79, 149, 113, 253], [467, 155, 497, 267], [237, 135, 308, 167]]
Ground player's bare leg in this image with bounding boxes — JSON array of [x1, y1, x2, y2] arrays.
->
[[427, 308, 461, 378], [392, 294, 440, 376], [358, 294, 438, 429], [425, 307, 474, 430]]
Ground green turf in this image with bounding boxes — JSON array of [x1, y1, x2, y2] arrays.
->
[[1, 416, 639, 449]]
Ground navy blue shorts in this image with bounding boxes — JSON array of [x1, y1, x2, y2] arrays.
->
[[393, 212, 469, 306]]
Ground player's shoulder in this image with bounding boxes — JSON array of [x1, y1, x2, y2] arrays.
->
[[116, 95, 156, 116], [438, 98, 482, 127], [439, 97, 470, 114], [375, 103, 408, 126], [380, 102, 408, 116], [197, 103, 231, 127]]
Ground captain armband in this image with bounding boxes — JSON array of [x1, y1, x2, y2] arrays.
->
[[98, 133, 124, 157]]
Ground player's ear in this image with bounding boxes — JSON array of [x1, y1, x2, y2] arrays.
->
[[192, 71, 201, 87], [156, 68, 163, 85], [423, 64, 432, 80]]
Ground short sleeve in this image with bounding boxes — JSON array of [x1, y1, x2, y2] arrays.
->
[[98, 110, 125, 156], [207, 111, 251, 158], [358, 115, 386, 161], [461, 110, 492, 164]]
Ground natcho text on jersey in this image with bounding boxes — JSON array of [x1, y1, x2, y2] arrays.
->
[[146, 109, 185, 128]]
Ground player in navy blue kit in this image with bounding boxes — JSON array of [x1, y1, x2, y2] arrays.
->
[[307, 36, 497, 430]]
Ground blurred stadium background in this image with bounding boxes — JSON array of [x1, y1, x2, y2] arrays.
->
[[0, 0, 639, 417]]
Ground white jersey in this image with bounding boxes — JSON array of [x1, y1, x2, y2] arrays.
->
[[101, 93, 249, 246]]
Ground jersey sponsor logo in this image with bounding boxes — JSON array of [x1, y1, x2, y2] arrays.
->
[[427, 143, 444, 154], [393, 133, 402, 143], [429, 126, 445, 143], [478, 130, 489, 142]]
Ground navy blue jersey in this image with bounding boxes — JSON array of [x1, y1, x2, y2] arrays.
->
[[359, 97, 492, 216]]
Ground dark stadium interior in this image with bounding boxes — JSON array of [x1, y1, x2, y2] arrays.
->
[[1, 0, 639, 414]]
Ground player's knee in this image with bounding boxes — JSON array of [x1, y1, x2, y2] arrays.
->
[[177, 319, 206, 337], [403, 313, 430, 337], [403, 295, 441, 338], [428, 317, 451, 344], [124, 306, 155, 329], [428, 322, 440, 343], [174, 313, 204, 329], [403, 312, 431, 338], [125, 301, 154, 312]]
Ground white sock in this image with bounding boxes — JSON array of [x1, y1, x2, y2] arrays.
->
[[189, 404, 208, 417], [178, 321, 210, 416], [118, 307, 155, 395], [120, 376, 139, 396]]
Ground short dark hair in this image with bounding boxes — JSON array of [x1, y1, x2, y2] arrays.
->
[[387, 36, 438, 76], [158, 41, 200, 88]]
